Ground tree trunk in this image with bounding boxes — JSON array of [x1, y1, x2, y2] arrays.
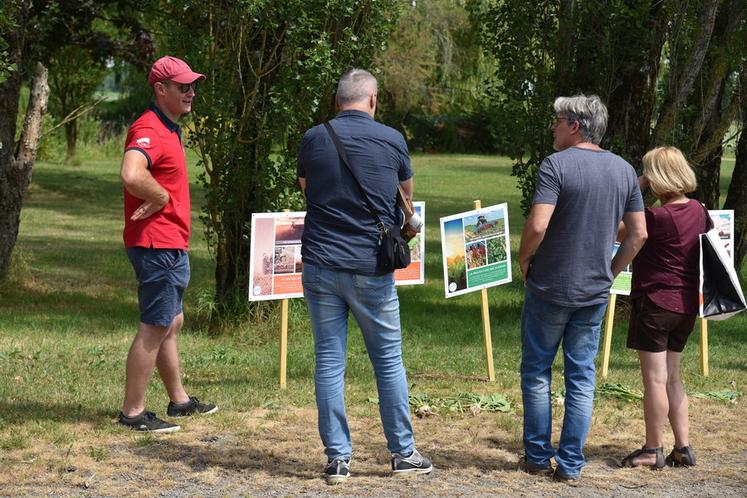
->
[[651, 0, 719, 146], [65, 119, 78, 162], [694, 145, 722, 209], [0, 63, 50, 277], [604, 1, 666, 168], [689, 0, 746, 148], [554, 0, 575, 95], [724, 116, 747, 270], [691, 76, 725, 208]]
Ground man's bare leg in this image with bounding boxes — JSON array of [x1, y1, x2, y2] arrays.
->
[[122, 322, 170, 416], [155, 313, 189, 404]]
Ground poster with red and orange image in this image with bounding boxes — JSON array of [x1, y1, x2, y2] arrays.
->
[[249, 203, 426, 301]]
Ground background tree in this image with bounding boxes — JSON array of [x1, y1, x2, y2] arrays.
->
[[0, 0, 149, 277], [0, 1, 50, 278], [471, 0, 747, 265], [47, 46, 107, 162], [155, 0, 401, 321], [376, 0, 491, 152]]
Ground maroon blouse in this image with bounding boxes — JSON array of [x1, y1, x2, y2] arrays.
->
[[631, 199, 708, 314]]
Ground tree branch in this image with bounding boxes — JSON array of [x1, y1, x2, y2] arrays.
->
[[652, 0, 720, 145]]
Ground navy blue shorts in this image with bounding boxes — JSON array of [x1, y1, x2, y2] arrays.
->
[[126, 247, 191, 327]]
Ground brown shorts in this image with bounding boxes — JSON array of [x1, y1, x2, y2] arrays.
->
[[627, 295, 696, 353]]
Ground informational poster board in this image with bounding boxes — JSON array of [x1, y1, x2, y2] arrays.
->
[[610, 242, 632, 295], [249, 211, 306, 301], [440, 203, 512, 298], [394, 202, 426, 285], [249, 203, 427, 301], [708, 210, 734, 264]]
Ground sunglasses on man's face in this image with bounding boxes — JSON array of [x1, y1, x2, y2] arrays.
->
[[160, 81, 197, 94]]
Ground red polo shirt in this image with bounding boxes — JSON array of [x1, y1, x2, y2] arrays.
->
[[123, 105, 191, 249]]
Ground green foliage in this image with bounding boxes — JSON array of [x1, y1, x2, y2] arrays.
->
[[158, 0, 401, 317], [468, 0, 558, 215], [486, 237, 506, 262], [370, 392, 513, 414], [95, 64, 152, 132], [376, 0, 492, 151], [690, 389, 742, 403], [0, 9, 17, 85], [596, 382, 643, 402], [471, 0, 747, 215], [47, 46, 107, 161]]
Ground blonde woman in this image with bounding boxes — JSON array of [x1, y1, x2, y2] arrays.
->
[[619, 147, 709, 469]]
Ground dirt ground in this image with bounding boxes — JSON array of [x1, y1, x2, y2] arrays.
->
[[2, 400, 747, 497]]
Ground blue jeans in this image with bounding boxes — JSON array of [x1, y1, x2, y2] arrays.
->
[[520, 288, 607, 478], [302, 261, 414, 460]]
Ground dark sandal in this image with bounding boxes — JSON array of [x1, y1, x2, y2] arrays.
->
[[666, 446, 696, 467], [620, 446, 665, 469]]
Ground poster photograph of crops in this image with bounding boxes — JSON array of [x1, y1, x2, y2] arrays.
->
[[440, 203, 512, 298]]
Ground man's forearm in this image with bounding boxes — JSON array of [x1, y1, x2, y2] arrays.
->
[[611, 234, 645, 277], [124, 173, 169, 205], [519, 226, 545, 276], [399, 178, 413, 200]]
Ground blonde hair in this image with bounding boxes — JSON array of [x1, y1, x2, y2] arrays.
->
[[642, 146, 697, 198]]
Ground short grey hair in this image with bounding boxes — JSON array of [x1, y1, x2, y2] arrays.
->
[[553, 94, 608, 144], [336, 68, 377, 106]]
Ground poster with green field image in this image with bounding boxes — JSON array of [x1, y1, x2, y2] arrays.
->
[[610, 242, 632, 295], [440, 203, 512, 298]]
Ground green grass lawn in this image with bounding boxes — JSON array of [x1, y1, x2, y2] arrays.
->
[[1, 151, 745, 451]]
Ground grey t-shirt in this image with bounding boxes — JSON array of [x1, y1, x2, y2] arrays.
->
[[527, 146, 644, 306]]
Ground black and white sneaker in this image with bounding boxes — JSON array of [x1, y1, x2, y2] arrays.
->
[[324, 457, 351, 485], [118, 411, 180, 433], [166, 396, 218, 417], [391, 449, 433, 475]]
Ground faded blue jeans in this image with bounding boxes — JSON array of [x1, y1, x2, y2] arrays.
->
[[520, 288, 607, 478], [302, 261, 414, 460]]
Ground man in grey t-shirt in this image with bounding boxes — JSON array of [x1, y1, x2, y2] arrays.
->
[[517, 95, 647, 483]]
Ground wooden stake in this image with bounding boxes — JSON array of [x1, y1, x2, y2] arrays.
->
[[279, 209, 290, 389], [601, 293, 617, 379], [700, 318, 709, 377], [474, 199, 495, 382]]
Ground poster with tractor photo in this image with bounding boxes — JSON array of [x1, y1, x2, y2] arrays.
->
[[249, 211, 307, 301], [440, 203, 512, 298]]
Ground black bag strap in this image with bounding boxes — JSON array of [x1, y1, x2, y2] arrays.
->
[[324, 121, 385, 231]]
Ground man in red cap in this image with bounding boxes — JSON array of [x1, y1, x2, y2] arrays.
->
[[118, 56, 216, 433]]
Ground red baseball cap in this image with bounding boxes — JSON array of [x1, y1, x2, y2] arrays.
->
[[148, 56, 205, 86]]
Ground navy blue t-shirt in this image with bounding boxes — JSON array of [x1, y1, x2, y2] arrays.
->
[[297, 110, 413, 275]]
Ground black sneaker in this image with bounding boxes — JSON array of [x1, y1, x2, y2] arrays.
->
[[324, 457, 350, 485], [118, 411, 180, 433], [391, 449, 433, 475], [166, 396, 218, 417]]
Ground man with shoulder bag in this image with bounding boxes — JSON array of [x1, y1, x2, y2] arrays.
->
[[297, 68, 431, 485]]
